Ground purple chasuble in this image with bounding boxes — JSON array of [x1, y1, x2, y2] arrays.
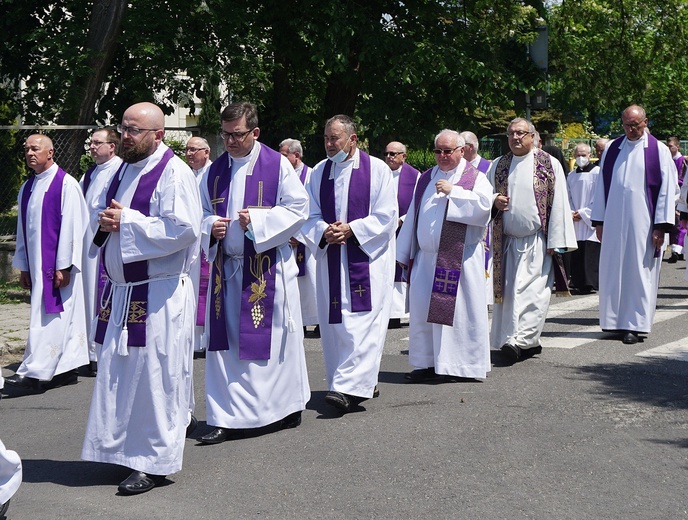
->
[[296, 164, 310, 277], [94, 147, 175, 347], [20, 168, 68, 314], [321, 151, 373, 324], [394, 162, 420, 282], [477, 157, 491, 174], [206, 145, 281, 360], [602, 134, 663, 257], [81, 164, 97, 196]]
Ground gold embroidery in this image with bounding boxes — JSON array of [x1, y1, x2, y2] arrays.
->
[[128, 301, 146, 324], [248, 253, 272, 328]]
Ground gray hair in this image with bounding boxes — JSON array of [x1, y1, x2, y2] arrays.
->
[[508, 117, 536, 134], [434, 129, 464, 148], [279, 138, 303, 155], [325, 114, 356, 135], [459, 131, 479, 150], [574, 142, 591, 155]]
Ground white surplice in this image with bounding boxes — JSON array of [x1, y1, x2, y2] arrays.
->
[[80, 155, 123, 361], [591, 134, 677, 333], [292, 162, 319, 326], [567, 165, 600, 243], [0, 439, 22, 506], [13, 164, 90, 380], [302, 149, 398, 399], [487, 151, 577, 349], [81, 143, 201, 476], [390, 165, 419, 320], [200, 142, 310, 429], [396, 159, 492, 378]]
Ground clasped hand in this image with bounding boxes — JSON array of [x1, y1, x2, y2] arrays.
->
[[324, 221, 352, 245]]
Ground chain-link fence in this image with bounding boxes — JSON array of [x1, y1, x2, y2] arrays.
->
[[0, 126, 195, 239]]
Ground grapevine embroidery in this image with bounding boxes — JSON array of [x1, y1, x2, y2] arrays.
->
[[248, 252, 272, 328]]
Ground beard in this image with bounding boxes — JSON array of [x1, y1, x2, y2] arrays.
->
[[120, 136, 157, 163]]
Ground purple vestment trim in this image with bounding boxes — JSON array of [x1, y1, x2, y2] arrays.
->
[[427, 163, 480, 326], [394, 163, 420, 282], [477, 157, 491, 173], [94, 147, 175, 346], [602, 134, 663, 257], [296, 164, 310, 277], [20, 168, 68, 314], [321, 151, 373, 324], [674, 156, 685, 186], [196, 252, 209, 327], [206, 145, 281, 360], [81, 164, 97, 196]]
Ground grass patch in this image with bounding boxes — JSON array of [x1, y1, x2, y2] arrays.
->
[[0, 280, 30, 304]]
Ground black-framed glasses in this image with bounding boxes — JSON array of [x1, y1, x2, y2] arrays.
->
[[185, 147, 208, 153], [433, 147, 459, 156], [117, 124, 158, 136], [384, 151, 403, 158], [506, 130, 531, 138], [219, 129, 254, 141]]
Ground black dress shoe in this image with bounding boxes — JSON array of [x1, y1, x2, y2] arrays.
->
[[444, 375, 482, 383], [500, 343, 522, 362], [43, 369, 78, 390], [280, 411, 302, 430], [622, 332, 639, 344], [404, 367, 440, 383], [325, 391, 352, 412], [118, 470, 166, 495], [4, 374, 42, 391], [88, 361, 98, 377], [199, 427, 241, 444], [186, 415, 198, 437], [667, 252, 679, 264], [373, 385, 380, 398]]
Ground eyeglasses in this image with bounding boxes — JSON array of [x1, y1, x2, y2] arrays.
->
[[506, 130, 532, 138], [117, 124, 158, 136], [219, 129, 254, 142], [384, 151, 403, 158], [185, 147, 208, 153], [433, 147, 459, 156], [84, 140, 113, 150]]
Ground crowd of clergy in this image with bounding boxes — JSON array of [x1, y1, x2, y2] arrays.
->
[[0, 101, 685, 502]]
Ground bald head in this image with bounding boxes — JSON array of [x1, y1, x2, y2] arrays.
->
[[621, 105, 648, 141], [120, 102, 165, 163], [383, 141, 407, 171], [24, 134, 55, 173]]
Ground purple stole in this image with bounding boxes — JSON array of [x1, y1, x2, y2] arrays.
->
[[206, 145, 281, 360], [492, 150, 569, 303], [321, 151, 373, 324], [296, 164, 310, 277], [394, 163, 420, 283], [477, 157, 491, 173], [81, 164, 97, 196], [674, 155, 686, 186], [20, 168, 68, 314], [196, 253, 210, 327], [602, 134, 663, 257], [412, 163, 480, 326], [94, 147, 175, 347]]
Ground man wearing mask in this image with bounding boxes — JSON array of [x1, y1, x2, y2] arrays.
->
[[566, 143, 600, 294], [302, 115, 397, 413]]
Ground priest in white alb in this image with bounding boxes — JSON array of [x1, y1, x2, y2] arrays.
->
[[81, 102, 201, 495], [397, 130, 492, 383], [7, 134, 89, 391], [592, 105, 677, 345], [198, 102, 310, 445], [302, 115, 397, 413], [488, 118, 577, 363], [80, 128, 122, 375]]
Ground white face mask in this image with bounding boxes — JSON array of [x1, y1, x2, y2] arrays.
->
[[575, 156, 589, 168], [328, 137, 351, 164]]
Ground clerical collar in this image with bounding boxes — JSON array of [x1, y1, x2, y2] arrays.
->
[[34, 162, 58, 178]]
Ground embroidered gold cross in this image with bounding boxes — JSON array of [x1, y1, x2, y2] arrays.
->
[[297, 252, 304, 262], [354, 285, 366, 298], [331, 297, 339, 309]]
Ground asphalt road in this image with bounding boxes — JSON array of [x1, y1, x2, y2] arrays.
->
[[1, 261, 688, 519]]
